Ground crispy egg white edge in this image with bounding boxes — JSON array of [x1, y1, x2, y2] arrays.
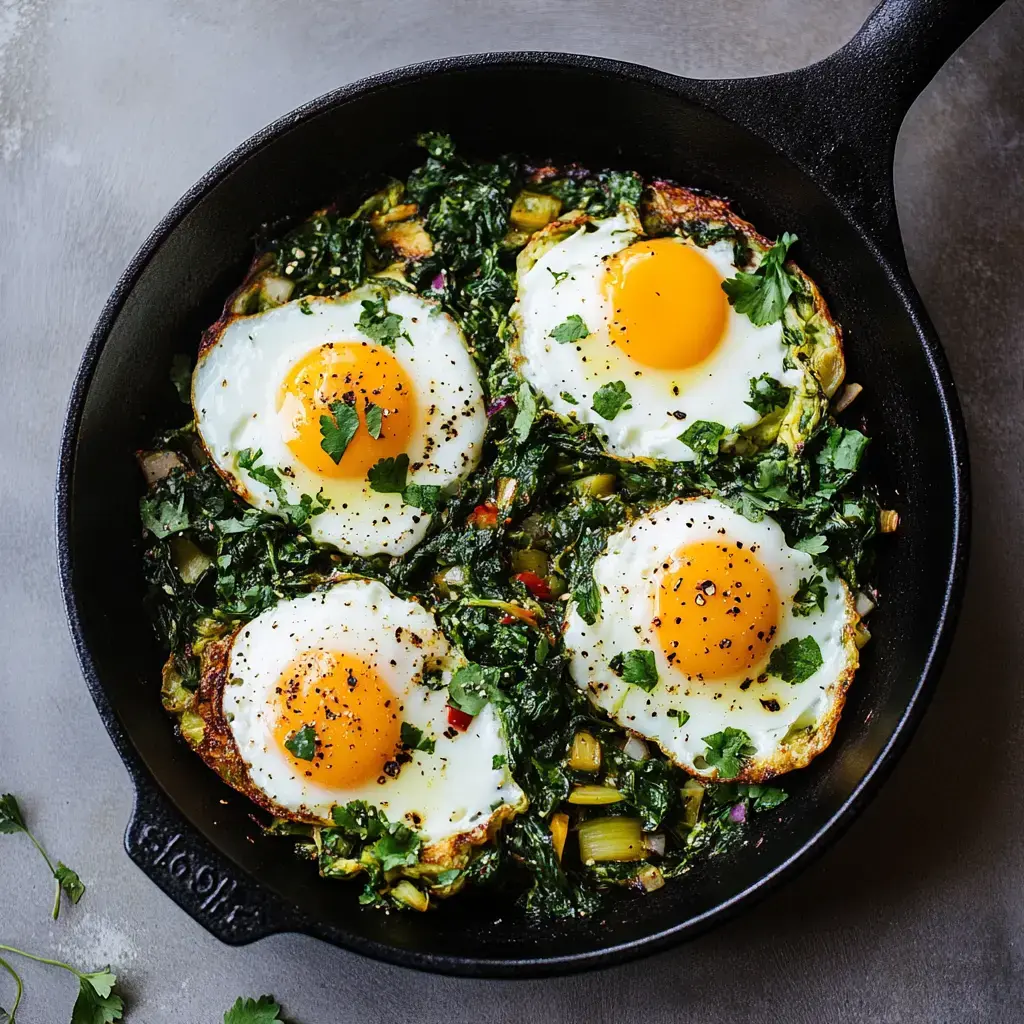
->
[[193, 287, 487, 557], [563, 497, 859, 780], [511, 212, 802, 461], [221, 579, 525, 846]]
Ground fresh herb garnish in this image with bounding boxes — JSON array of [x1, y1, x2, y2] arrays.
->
[[284, 725, 317, 761], [793, 574, 827, 617], [721, 232, 799, 326], [319, 400, 360, 464], [548, 268, 570, 285], [767, 636, 823, 684], [609, 649, 659, 692], [224, 995, 286, 1024], [357, 294, 410, 349], [0, 946, 122, 1024], [549, 314, 589, 345], [491, 754, 507, 770], [0, 794, 84, 920], [400, 722, 436, 755], [591, 381, 631, 420], [667, 708, 691, 727], [448, 663, 503, 715], [512, 381, 537, 443], [744, 373, 792, 415], [364, 401, 383, 440], [702, 728, 756, 778], [679, 419, 725, 460], [367, 454, 409, 493], [559, 391, 578, 405]]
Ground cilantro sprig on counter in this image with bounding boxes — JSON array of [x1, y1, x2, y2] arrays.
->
[[0, 945, 122, 1024]]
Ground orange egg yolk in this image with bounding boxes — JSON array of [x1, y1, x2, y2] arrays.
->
[[657, 539, 779, 681], [272, 649, 401, 788], [604, 238, 728, 370], [277, 341, 415, 478]]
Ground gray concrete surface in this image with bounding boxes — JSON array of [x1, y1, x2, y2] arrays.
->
[[1, 0, 1022, 1020]]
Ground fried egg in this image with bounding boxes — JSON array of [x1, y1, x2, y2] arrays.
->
[[193, 287, 487, 556], [193, 578, 524, 853], [563, 497, 859, 780], [511, 211, 803, 460]]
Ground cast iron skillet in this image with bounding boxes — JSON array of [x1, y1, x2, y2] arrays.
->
[[57, 0, 992, 977]]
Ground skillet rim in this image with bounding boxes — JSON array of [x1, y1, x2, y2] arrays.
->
[[54, 50, 971, 977]]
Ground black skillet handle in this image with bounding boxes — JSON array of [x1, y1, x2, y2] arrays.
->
[[690, 0, 1005, 260], [124, 769, 304, 944]]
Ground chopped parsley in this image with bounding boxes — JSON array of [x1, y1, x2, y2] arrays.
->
[[591, 380, 631, 420], [793, 574, 827, 617], [400, 722, 436, 755], [512, 381, 537, 442], [319, 400, 360, 464], [549, 314, 589, 344], [357, 294, 410, 349], [560, 391, 578, 405], [702, 728, 756, 778], [609, 649, 659, 691], [679, 419, 725, 460], [667, 708, 691, 727], [767, 636, 824, 684], [367, 454, 409, 493], [721, 232, 799, 326], [548, 268, 570, 285], [744, 373, 792, 415], [284, 725, 317, 761], [364, 401, 384, 439], [448, 663, 503, 715]]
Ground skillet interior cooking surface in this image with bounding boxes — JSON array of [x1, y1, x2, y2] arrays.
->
[[57, 0, 986, 976]]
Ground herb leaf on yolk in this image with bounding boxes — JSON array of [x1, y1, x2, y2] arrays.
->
[[744, 373, 793, 416], [357, 294, 410, 349], [591, 381, 632, 421], [767, 636, 824, 684], [364, 401, 384, 440], [549, 313, 589, 344], [609, 649, 659, 692], [283, 724, 317, 761], [702, 727, 756, 778], [721, 232, 799, 326], [318, 400, 360, 465]]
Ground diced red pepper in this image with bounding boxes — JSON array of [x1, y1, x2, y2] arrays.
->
[[468, 502, 499, 528], [447, 705, 474, 732], [499, 614, 516, 625], [514, 571, 552, 600]]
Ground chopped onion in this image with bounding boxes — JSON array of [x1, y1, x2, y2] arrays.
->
[[486, 395, 512, 417], [430, 271, 445, 291], [855, 591, 876, 617], [643, 832, 666, 857], [622, 735, 649, 761], [729, 803, 747, 824], [833, 382, 863, 413]]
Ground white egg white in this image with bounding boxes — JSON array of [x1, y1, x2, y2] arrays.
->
[[223, 579, 524, 846], [511, 213, 802, 460], [563, 497, 859, 780], [193, 287, 487, 557]]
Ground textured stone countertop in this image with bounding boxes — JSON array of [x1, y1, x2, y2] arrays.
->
[[1, 0, 1022, 1020]]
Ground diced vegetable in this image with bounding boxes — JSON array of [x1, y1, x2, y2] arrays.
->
[[514, 571, 552, 600], [179, 711, 205, 747], [447, 705, 474, 732], [680, 778, 705, 828], [577, 817, 645, 863], [137, 449, 184, 487], [879, 509, 899, 533], [568, 731, 602, 772], [376, 219, 433, 259], [622, 735, 649, 761], [260, 273, 295, 306], [433, 565, 468, 596], [571, 473, 616, 498], [833, 382, 863, 413], [170, 535, 212, 585], [549, 812, 569, 862], [511, 548, 549, 576], [468, 502, 499, 528], [855, 591, 876, 617], [369, 202, 418, 228], [496, 476, 518, 509], [546, 575, 568, 599], [643, 833, 666, 857], [510, 191, 563, 232], [854, 621, 872, 650], [390, 880, 429, 912], [637, 864, 665, 892], [567, 784, 623, 806]]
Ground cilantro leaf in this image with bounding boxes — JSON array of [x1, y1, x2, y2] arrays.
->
[[319, 400, 360, 464], [139, 493, 189, 539], [365, 401, 383, 439], [767, 636, 823, 684], [559, 391, 578, 405], [373, 824, 422, 872], [744, 373, 792, 415], [223, 995, 285, 1024], [448, 663, 503, 715], [357, 294, 409, 349], [237, 448, 288, 505], [331, 801, 386, 840], [71, 968, 123, 1024], [743, 783, 789, 812], [491, 754, 507, 770], [702, 727, 756, 779], [679, 419, 725, 460], [0, 794, 26, 833], [284, 725, 317, 760], [400, 722, 435, 755], [793, 575, 827, 617], [298, 298, 313, 315], [667, 708, 690, 727], [169, 353, 192, 404], [368, 454, 409, 493], [435, 868, 461, 886], [591, 381, 631, 420], [573, 574, 602, 626], [609, 649, 659, 692], [816, 427, 870, 496], [401, 483, 441, 513], [721, 232, 799, 326], [55, 862, 86, 905], [549, 314, 589, 344], [548, 268, 569, 285], [793, 534, 829, 556], [512, 381, 536, 443]]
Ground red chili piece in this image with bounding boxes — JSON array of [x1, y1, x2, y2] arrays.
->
[[447, 705, 474, 732], [514, 571, 551, 600]]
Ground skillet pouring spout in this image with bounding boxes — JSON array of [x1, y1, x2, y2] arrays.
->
[[56, 0, 987, 976]]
